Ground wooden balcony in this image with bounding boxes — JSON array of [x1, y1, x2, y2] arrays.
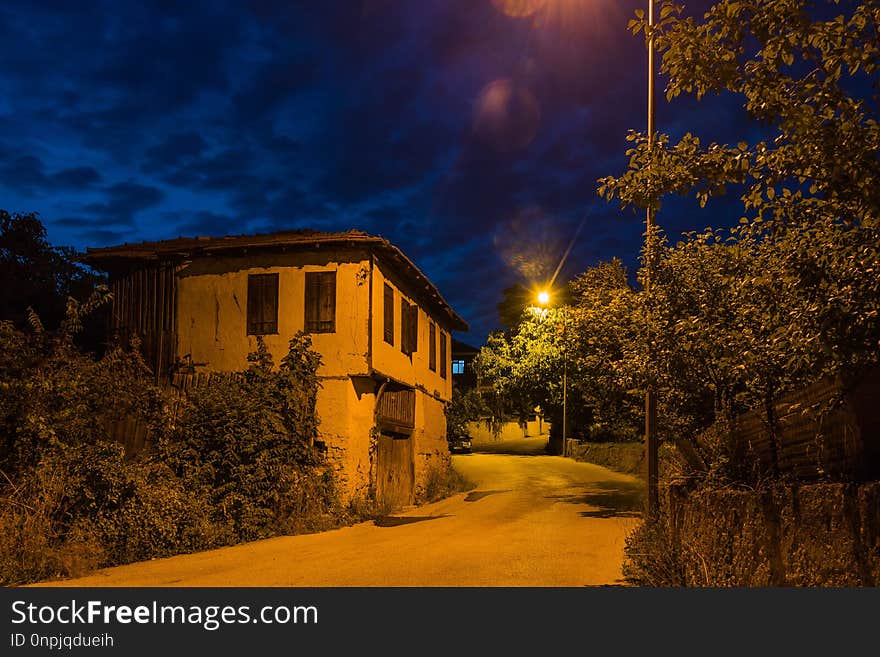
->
[[377, 388, 416, 435]]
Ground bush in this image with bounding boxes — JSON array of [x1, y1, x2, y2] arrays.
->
[[0, 300, 346, 582], [419, 462, 476, 504], [160, 335, 338, 542], [622, 519, 685, 587], [92, 460, 230, 565]]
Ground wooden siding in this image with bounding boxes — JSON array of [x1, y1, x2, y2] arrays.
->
[[109, 261, 177, 379], [701, 368, 880, 481]]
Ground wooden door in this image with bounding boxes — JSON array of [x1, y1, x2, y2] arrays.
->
[[376, 432, 414, 511]]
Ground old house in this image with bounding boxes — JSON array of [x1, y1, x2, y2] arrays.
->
[[82, 229, 469, 509]]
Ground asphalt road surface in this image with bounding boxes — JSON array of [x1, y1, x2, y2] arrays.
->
[[35, 436, 644, 587]]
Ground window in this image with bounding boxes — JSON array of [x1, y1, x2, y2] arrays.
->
[[452, 359, 465, 375], [383, 283, 394, 345], [428, 321, 437, 371], [305, 271, 336, 333], [401, 299, 418, 356], [440, 330, 447, 379], [247, 273, 279, 335]]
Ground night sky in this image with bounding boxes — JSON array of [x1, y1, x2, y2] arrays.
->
[[0, 0, 754, 344]]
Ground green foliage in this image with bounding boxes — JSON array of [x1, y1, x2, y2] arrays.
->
[[445, 387, 487, 438], [475, 259, 644, 443], [0, 278, 343, 583], [160, 334, 336, 542], [0, 286, 164, 479], [622, 519, 686, 587], [592, 1, 880, 478], [420, 462, 476, 504], [649, 220, 880, 441], [601, 0, 880, 227]]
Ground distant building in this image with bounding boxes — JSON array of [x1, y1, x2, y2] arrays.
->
[[450, 338, 549, 446], [451, 338, 480, 392], [82, 229, 468, 509]]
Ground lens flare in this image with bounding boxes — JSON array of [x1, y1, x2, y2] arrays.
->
[[473, 79, 541, 152], [491, 0, 548, 18]]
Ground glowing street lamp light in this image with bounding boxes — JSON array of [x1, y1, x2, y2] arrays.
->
[[496, 0, 660, 515], [537, 290, 567, 457]]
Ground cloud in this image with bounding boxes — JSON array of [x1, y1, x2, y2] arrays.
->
[[142, 132, 209, 173], [0, 0, 763, 345], [0, 154, 102, 194], [82, 181, 164, 225], [51, 166, 102, 188]]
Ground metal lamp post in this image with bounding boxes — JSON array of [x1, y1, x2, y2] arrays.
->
[[537, 291, 567, 457]]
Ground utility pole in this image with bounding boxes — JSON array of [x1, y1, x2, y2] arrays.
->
[[645, 0, 659, 519]]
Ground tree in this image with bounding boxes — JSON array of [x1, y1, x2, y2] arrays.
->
[[567, 259, 645, 442], [0, 210, 105, 348], [597, 0, 880, 473], [445, 387, 487, 439], [474, 261, 646, 443], [599, 0, 880, 228]]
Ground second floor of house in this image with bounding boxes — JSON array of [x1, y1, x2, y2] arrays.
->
[[83, 231, 468, 402]]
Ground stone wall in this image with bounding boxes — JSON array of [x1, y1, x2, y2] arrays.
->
[[413, 392, 452, 502], [659, 481, 880, 586], [568, 441, 646, 476]]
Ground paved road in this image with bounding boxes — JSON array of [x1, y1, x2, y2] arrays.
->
[[35, 436, 644, 587]]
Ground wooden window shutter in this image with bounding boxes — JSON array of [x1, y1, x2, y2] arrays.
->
[[401, 299, 418, 356], [428, 321, 437, 371], [384, 283, 394, 345], [247, 273, 279, 335], [410, 305, 418, 353], [440, 330, 447, 379], [305, 271, 336, 333]]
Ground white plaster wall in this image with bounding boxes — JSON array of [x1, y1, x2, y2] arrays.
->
[[175, 251, 370, 376]]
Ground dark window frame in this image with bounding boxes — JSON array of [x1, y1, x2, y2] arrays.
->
[[440, 330, 448, 379], [305, 270, 337, 334], [401, 298, 418, 356], [383, 283, 394, 345], [246, 272, 279, 336], [428, 321, 437, 372]]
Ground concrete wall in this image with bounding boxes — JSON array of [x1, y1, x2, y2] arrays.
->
[[313, 377, 376, 502], [568, 441, 646, 476], [468, 419, 548, 444], [657, 481, 880, 586]]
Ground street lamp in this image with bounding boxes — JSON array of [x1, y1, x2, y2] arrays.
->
[[536, 290, 567, 458], [495, 0, 660, 515]]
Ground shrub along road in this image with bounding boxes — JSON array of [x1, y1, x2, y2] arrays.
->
[[34, 436, 644, 587]]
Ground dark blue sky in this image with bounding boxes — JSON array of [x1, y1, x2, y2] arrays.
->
[[0, 0, 750, 344]]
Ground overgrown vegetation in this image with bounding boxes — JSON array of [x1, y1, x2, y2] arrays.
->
[[0, 280, 348, 584]]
